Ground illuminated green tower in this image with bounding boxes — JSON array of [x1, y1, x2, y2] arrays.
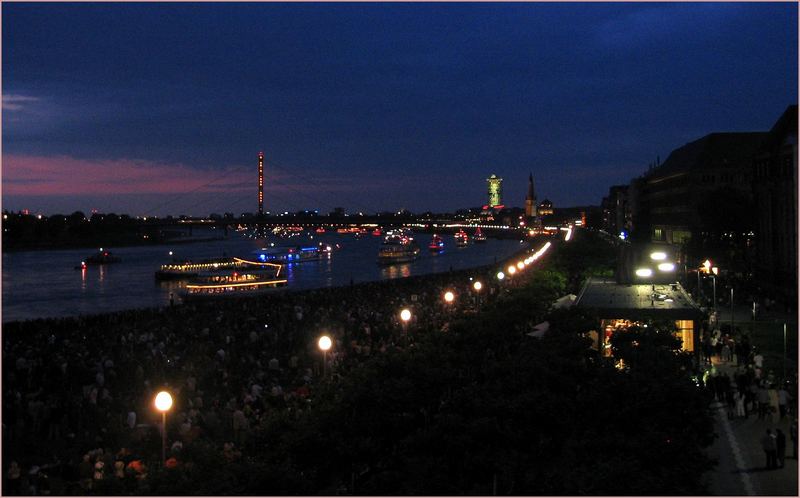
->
[[486, 174, 503, 207]]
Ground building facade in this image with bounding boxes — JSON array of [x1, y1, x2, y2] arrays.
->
[[752, 105, 798, 303], [634, 132, 766, 262]]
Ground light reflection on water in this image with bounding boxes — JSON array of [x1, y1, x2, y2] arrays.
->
[[3, 231, 524, 322]]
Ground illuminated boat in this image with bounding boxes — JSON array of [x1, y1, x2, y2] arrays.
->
[[428, 234, 444, 251], [155, 257, 238, 280], [372, 228, 383, 236], [253, 242, 332, 264], [454, 229, 469, 247], [181, 267, 287, 301], [378, 231, 420, 264], [315, 227, 326, 233], [76, 249, 121, 269], [473, 227, 487, 243]]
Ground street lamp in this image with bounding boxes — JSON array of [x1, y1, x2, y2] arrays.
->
[[650, 251, 667, 261], [496, 271, 505, 281], [516, 261, 524, 270], [318, 335, 332, 378], [635, 268, 653, 278], [507, 265, 516, 275], [444, 291, 455, 304], [657, 262, 675, 272], [400, 308, 412, 335], [473, 281, 482, 292], [154, 391, 173, 467]]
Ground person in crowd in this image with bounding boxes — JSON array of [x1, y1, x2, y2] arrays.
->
[[761, 429, 778, 470], [778, 385, 791, 420], [776, 428, 787, 468]]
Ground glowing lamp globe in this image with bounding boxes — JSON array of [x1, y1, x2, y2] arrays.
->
[[473, 281, 482, 291], [507, 265, 516, 275], [400, 309, 412, 322], [517, 261, 525, 270], [496, 272, 505, 280], [444, 291, 455, 303], [318, 335, 332, 351], [154, 391, 173, 412]]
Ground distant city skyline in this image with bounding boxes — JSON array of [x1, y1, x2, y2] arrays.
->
[[3, 3, 797, 216]]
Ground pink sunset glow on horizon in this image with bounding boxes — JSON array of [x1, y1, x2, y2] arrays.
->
[[2, 154, 254, 196]]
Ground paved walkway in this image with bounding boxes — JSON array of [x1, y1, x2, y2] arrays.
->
[[704, 357, 798, 495]]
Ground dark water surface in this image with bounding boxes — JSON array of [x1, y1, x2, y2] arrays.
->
[[2, 231, 526, 322]]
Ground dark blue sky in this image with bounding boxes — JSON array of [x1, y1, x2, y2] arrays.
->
[[3, 2, 797, 216]]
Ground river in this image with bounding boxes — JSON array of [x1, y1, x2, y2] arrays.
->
[[2, 229, 526, 323]]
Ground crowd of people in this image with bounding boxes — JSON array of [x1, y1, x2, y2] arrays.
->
[[701, 326, 798, 472], [3, 242, 541, 494]]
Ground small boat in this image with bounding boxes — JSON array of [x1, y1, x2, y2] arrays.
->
[[378, 231, 420, 264], [454, 229, 469, 247], [429, 234, 444, 251], [181, 268, 287, 301], [372, 228, 383, 236], [76, 249, 121, 269], [473, 227, 487, 243], [315, 227, 326, 233]]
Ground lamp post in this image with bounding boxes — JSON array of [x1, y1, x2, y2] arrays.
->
[[473, 281, 483, 308], [730, 287, 735, 334], [154, 391, 173, 467], [400, 308, 412, 334], [783, 323, 787, 382], [318, 335, 332, 378]]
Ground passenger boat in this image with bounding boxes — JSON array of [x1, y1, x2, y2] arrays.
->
[[428, 234, 444, 251], [378, 230, 420, 264], [473, 227, 487, 243], [454, 229, 469, 247], [155, 257, 238, 280], [181, 268, 287, 301], [76, 249, 121, 269], [315, 227, 326, 233], [253, 242, 332, 264]]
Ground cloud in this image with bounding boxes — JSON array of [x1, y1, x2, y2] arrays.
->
[[1, 154, 254, 196], [2, 94, 40, 111]]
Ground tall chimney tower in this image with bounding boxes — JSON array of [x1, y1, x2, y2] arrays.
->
[[258, 151, 264, 215], [525, 172, 537, 220]]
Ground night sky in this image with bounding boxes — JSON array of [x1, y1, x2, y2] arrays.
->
[[3, 3, 797, 216]]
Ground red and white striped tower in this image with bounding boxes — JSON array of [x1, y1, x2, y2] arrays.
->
[[258, 151, 264, 215]]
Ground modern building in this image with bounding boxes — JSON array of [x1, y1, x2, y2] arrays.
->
[[575, 277, 703, 357], [258, 151, 265, 216], [752, 105, 798, 304], [486, 174, 503, 207], [601, 185, 632, 239], [634, 132, 766, 253], [524, 172, 537, 221]]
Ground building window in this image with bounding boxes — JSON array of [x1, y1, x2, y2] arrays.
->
[[653, 228, 664, 241]]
